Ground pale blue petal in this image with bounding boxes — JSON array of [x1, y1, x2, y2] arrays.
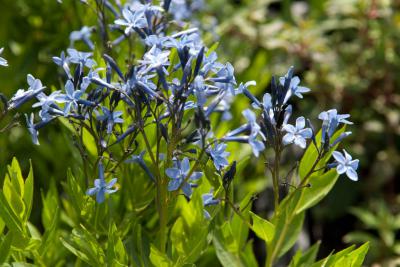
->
[[332, 151, 346, 164], [346, 168, 358, 181]]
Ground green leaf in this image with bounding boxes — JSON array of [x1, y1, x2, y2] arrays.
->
[[2, 177, 25, 220], [11, 233, 41, 251], [60, 237, 91, 263], [333, 242, 369, 267], [295, 169, 339, 215], [249, 211, 275, 243], [206, 42, 219, 56], [41, 180, 59, 230], [289, 241, 320, 267], [312, 245, 355, 267], [7, 158, 25, 197], [0, 232, 13, 263], [231, 193, 253, 251], [39, 208, 59, 257], [213, 228, 245, 267], [349, 207, 378, 228], [149, 245, 173, 267], [343, 231, 378, 244], [267, 203, 305, 261], [61, 225, 105, 266], [277, 211, 305, 257], [171, 190, 208, 265], [22, 160, 34, 222], [106, 223, 128, 266], [0, 192, 24, 234], [63, 169, 88, 219], [239, 240, 258, 267]]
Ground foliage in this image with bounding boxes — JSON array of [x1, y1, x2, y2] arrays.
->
[[0, 0, 378, 266]]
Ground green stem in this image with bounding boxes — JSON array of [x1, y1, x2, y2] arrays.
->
[[265, 152, 323, 267], [272, 147, 281, 211], [157, 181, 168, 253], [140, 127, 168, 252]]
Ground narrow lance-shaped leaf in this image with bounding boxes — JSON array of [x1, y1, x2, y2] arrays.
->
[[249, 211, 275, 243]]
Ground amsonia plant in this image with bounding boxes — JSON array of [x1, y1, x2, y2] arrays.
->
[[0, 0, 369, 266]]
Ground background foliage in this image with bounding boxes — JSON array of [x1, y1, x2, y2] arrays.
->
[[0, 0, 399, 266]]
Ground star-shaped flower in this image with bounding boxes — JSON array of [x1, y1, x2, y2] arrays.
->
[[209, 143, 230, 170], [86, 163, 118, 203], [97, 107, 124, 134], [282, 116, 312, 149], [332, 150, 359, 181], [165, 157, 202, 197]]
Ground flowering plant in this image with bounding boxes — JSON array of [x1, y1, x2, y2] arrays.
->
[[0, 0, 368, 266]]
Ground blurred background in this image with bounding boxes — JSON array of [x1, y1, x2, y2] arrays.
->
[[0, 0, 399, 266]]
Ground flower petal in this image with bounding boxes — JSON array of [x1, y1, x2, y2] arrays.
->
[[86, 187, 98, 196], [336, 164, 347, 174], [181, 157, 190, 174], [181, 182, 192, 197], [346, 168, 358, 181], [168, 179, 181, 191], [349, 159, 359, 170], [96, 189, 105, 203], [166, 168, 180, 179], [296, 117, 305, 130], [332, 151, 346, 164], [282, 133, 295, 145], [190, 172, 203, 180], [294, 136, 307, 149]]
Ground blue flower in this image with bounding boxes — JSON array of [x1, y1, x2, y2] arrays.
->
[[70, 26, 94, 50], [169, 0, 205, 22], [209, 143, 230, 170], [53, 51, 72, 79], [318, 109, 353, 144], [114, 7, 148, 35], [202, 192, 220, 207], [165, 157, 202, 197], [201, 51, 223, 75], [67, 48, 96, 68], [192, 75, 207, 106], [210, 63, 237, 94], [25, 113, 39, 145], [332, 150, 359, 181], [81, 68, 102, 91], [279, 68, 310, 104], [8, 74, 45, 110], [57, 80, 86, 116], [124, 67, 158, 99], [237, 80, 257, 100], [282, 117, 312, 149], [32, 91, 62, 108], [318, 109, 353, 125], [125, 151, 155, 182], [202, 191, 220, 219], [86, 163, 118, 203], [224, 109, 265, 157], [165, 32, 202, 55], [97, 107, 124, 134], [262, 93, 276, 124], [144, 35, 169, 48], [0, 47, 8, 67], [138, 46, 170, 75], [242, 109, 266, 157]]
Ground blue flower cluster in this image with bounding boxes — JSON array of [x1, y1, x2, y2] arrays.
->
[[4, 0, 248, 203], [5, 0, 359, 206], [236, 66, 359, 181]]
